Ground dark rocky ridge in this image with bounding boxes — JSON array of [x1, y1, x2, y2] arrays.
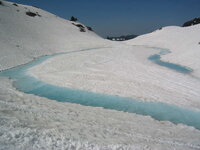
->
[[107, 34, 138, 41], [183, 18, 200, 27]]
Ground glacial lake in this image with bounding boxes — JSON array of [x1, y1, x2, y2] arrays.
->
[[0, 47, 200, 130]]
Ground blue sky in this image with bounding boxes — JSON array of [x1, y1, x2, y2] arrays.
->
[[10, 0, 200, 37]]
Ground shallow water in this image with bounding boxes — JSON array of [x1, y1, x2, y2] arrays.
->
[[148, 47, 192, 73], [1, 48, 200, 130]]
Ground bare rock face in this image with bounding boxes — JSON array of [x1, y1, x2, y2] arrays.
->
[[183, 18, 200, 27]]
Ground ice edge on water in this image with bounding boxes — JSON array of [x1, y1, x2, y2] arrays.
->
[[1, 47, 199, 130]]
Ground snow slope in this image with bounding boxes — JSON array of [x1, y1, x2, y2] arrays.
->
[[0, 0, 110, 71], [125, 25, 200, 76], [1, 78, 200, 150], [1, 1, 200, 149], [29, 45, 200, 110]]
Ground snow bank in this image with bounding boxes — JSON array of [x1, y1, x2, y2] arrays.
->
[[125, 25, 200, 76], [30, 45, 200, 110], [0, 0, 110, 71], [1, 78, 200, 150], [1, 1, 200, 149]]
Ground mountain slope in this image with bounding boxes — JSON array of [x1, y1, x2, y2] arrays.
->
[[125, 25, 200, 76], [0, 0, 109, 71], [1, 1, 200, 149]]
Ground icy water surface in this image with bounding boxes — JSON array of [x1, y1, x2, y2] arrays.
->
[[1, 48, 200, 130], [148, 47, 193, 73]]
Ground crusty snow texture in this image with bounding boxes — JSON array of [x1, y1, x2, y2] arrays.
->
[[1, 78, 200, 150], [1, 1, 200, 150], [30, 45, 200, 110]]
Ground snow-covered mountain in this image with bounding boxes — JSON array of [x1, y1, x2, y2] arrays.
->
[[125, 25, 200, 76], [0, 0, 109, 71], [1, 1, 200, 150]]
